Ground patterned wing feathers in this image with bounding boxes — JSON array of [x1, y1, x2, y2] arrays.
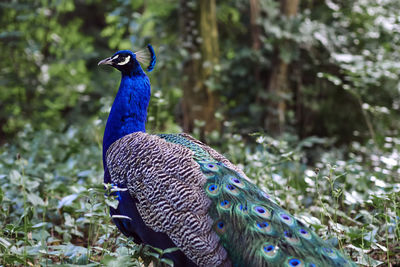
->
[[106, 132, 231, 267]]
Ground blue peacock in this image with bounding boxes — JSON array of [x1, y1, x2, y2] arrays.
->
[[98, 45, 356, 267]]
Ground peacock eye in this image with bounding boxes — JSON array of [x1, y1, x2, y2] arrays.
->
[[220, 200, 229, 206], [117, 55, 131, 65], [255, 206, 266, 214], [208, 184, 217, 191], [256, 222, 269, 228], [232, 177, 240, 183], [264, 245, 274, 252], [226, 184, 235, 190], [288, 258, 302, 266]]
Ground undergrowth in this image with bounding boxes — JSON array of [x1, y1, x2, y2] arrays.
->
[[0, 122, 399, 266]]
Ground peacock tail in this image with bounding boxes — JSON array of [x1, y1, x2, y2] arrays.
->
[[99, 45, 356, 267], [106, 132, 356, 267]]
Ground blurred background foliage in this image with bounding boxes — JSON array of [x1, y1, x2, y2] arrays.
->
[[0, 0, 399, 266], [1, 0, 399, 143]]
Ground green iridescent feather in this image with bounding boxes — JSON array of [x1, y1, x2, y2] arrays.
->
[[158, 133, 356, 267]]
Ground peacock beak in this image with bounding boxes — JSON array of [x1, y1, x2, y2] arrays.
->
[[98, 57, 113, 66]]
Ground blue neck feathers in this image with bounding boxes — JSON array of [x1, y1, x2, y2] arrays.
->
[[102, 68, 150, 178]]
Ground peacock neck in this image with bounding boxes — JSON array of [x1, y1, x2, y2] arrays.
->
[[103, 71, 150, 177]]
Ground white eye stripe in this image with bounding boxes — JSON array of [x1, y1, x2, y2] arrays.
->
[[117, 55, 131, 65], [111, 55, 119, 60]]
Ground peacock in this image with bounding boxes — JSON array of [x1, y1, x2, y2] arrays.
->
[[98, 45, 356, 267]]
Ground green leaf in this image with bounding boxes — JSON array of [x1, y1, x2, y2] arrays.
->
[[356, 254, 383, 267], [160, 258, 175, 266], [162, 247, 181, 254], [105, 198, 119, 209], [58, 194, 78, 209], [0, 237, 11, 248], [147, 252, 160, 259], [27, 192, 45, 206], [32, 222, 47, 228], [9, 170, 21, 185]]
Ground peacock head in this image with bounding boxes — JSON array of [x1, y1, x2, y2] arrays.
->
[[98, 44, 156, 74]]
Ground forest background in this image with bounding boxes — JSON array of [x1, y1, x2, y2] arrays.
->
[[0, 0, 399, 266]]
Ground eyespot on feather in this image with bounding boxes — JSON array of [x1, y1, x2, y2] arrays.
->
[[252, 205, 271, 219], [279, 212, 295, 226], [262, 243, 279, 259], [224, 183, 240, 195], [200, 161, 220, 172], [206, 183, 220, 196], [256, 221, 273, 234], [219, 199, 232, 210], [298, 228, 312, 240], [286, 258, 304, 267], [230, 176, 245, 188], [215, 220, 226, 235]]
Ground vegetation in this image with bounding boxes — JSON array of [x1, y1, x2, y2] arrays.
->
[[0, 0, 399, 266]]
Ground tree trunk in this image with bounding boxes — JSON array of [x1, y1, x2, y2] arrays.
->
[[249, 0, 261, 85], [180, 0, 220, 138], [250, 0, 261, 51], [265, 0, 300, 135]]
